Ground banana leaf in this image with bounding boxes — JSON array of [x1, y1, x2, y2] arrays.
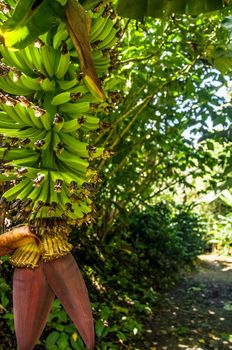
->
[[117, 0, 225, 21], [0, 0, 65, 49]]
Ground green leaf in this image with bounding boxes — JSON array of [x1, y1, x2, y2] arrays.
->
[[46, 331, 60, 347], [0, 0, 64, 49], [101, 306, 111, 320], [95, 319, 107, 338], [117, 0, 224, 21], [57, 333, 70, 349], [1, 294, 9, 307], [56, 324, 65, 332]]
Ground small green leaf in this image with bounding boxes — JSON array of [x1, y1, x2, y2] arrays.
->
[[95, 319, 106, 338], [46, 331, 60, 347], [57, 333, 70, 349]]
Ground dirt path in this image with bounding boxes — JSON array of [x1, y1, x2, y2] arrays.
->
[[149, 255, 232, 350]]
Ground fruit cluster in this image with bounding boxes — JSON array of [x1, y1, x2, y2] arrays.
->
[[0, 0, 121, 227]]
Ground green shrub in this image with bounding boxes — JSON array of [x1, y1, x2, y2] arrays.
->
[[208, 213, 232, 255], [127, 202, 207, 270]]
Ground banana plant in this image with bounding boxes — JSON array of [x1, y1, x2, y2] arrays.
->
[[0, 0, 121, 349]]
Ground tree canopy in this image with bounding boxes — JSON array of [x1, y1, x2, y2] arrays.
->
[[90, 5, 232, 238]]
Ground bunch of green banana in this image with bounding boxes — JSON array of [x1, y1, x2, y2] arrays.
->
[[0, 0, 122, 227]]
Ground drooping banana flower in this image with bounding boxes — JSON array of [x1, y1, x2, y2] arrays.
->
[[0, 223, 95, 350]]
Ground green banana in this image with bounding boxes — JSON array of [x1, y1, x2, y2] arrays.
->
[[39, 43, 56, 78], [26, 185, 43, 213], [17, 74, 42, 91], [79, 114, 100, 130], [89, 16, 108, 42], [61, 170, 85, 187], [51, 92, 73, 106], [78, 201, 92, 214], [53, 23, 69, 50], [89, 146, 104, 159], [61, 117, 82, 133], [81, 123, 101, 131], [23, 45, 39, 73], [15, 180, 34, 201], [40, 77, 56, 92], [94, 18, 114, 42], [55, 42, 70, 80], [0, 148, 38, 161], [0, 119, 19, 129], [91, 49, 103, 60], [49, 174, 59, 210], [27, 106, 44, 128], [16, 166, 42, 179], [2, 177, 32, 201], [60, 131, 104, 159], [0, 174, 17, 181], [0, 45, 27, 72], [69, 84, 89, 94], [0, 72, 33, 96], [32, 179, 49, 213], [27, 44, 47, 75], [14, 47, 37, 75], [56, 149, 89, 174], [58, 101, 90, 114], [38, 109, 53, 131], [0, 2, 11, 23], [6, 153, 40, 166], [57, 78, 79, 91], [0, 127, 20, 137], [17, 127, 47, 143], [53, 114, 64, 131], [50, 170, 63, 187], [56, 188, 73, 213], [34, 130, 52, 150], [59, 132, 89, 158], [1, 103, 26, 125], [13, 49, 35, 76], [49, 171, 64, 196], [14, 103, 35, 126], [98, 27, 119, 50], [52, 131, 64, 153]]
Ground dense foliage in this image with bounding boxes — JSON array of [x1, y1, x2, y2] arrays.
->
[[93, 9, 232, 238]]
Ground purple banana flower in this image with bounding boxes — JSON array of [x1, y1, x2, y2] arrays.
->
[[0, 227, 95, 350]]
